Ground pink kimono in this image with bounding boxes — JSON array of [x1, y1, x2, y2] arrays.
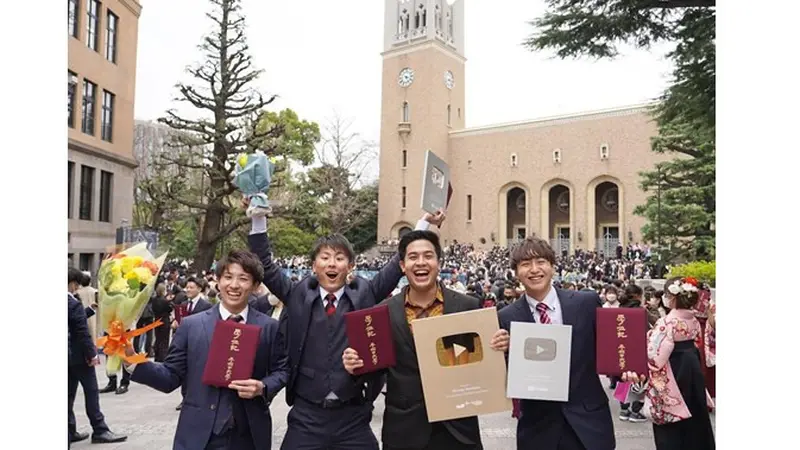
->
[[645, 309, 711, 425]]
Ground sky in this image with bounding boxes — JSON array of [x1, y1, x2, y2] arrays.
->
[[134, 0, 675, 182]]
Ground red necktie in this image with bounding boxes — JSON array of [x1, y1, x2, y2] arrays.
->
[[324, 293, 337, 317], [187, 301, 194, 315], [228, 314, 243, 323], [536, 302, 551, 324]]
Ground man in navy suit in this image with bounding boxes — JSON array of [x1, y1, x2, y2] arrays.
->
[[125, 250, 289, 450], [174, 276, 215, 410], [247, 207, 445, 450], [498, 237, 615, 450], [67, 268, 127, 446]]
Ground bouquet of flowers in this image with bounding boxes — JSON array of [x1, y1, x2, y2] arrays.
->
[[233, 151, 276, 218], [95, 243, 168, 373]]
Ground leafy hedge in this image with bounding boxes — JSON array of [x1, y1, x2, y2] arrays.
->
[[667, 261, 716, 287]]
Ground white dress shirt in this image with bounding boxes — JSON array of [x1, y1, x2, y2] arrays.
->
[[526, 285, 563, 325]]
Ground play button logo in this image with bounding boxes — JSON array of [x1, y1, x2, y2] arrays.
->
[[524, 338, 557, 361], [453, 343, 467, 357]]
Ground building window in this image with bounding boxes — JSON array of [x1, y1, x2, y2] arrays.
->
[[68, 162, 75, 218], [600, 143, 610, 160], [81, 79, 96, 135], [86, 0, 100, 51], [402, 101, 410, 122], [79, 165, 95, 220], [402, 149, 407, 168], [467, 194, 472, 221], [79, 253, 94, 272], [401, 186, 407, 209], [458, 107, 461, 118], [101, 90, 115, 142], [68, 71, 78, 128], [106, 10, 118, 62], [447, 104, 451, 126], [68, 0, 79, 38], [510, 153, 518, 167], [553, 149, 562, 163], [99, 171, 113, 222]]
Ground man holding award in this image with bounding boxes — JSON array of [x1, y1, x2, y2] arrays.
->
[[498, 237, 614, 450], [246, 201, 445, 449], [342, 230, 510, 450], [123, 250, 289, 450]]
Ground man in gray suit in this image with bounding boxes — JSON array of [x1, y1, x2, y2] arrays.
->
[[343, 230, 510, 450]]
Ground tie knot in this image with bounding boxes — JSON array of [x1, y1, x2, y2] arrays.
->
[[228, 314, 243, 323], [325, 293, 337, 304], [536, 302, 549, 313]]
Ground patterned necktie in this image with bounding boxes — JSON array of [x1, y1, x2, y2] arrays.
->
[[187, 301, 194, 315], [536, 302, 551, 324], [324, 293, 337, 317], [228, 314, 243, 323]]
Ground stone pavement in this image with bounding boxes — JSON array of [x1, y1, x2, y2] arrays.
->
[[72, 369, 714, 450]]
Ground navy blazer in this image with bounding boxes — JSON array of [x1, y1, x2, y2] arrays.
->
[[498, 289, 615, 450], [68, 294, 97, 366], [131, 304, 289, 450], [248, 231, 403, 405]]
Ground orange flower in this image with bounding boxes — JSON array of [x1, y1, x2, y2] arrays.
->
[[684, 277, 699, 287], [141, 260, 159, 276]]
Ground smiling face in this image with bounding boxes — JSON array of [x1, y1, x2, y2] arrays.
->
[[510, 237, 557, 300], [185, 280, 201, 299], [312, 245, 353, 293], [400, 239, 440, 292], [218, 263, 255, 313]]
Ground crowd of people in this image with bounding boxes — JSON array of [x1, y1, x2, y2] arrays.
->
[[67, 208, 716, 449]]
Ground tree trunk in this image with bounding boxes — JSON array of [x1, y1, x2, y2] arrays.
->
[[195, 195, 224, 270]]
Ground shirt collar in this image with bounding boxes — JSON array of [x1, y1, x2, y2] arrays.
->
[[525, 285, 558, 311], [219, 303, 249, 322], [404, 285, 444, 307], [320, 285, 345, 301]]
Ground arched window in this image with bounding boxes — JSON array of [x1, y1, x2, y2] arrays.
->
[[510, 153, 518, 167], [402, 101, 410, 122], [447, 104, 451, 126]]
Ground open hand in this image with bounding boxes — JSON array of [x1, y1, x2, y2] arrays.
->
[[423, 209, 447, 227], [88, 356, 100, 367], [621, 371, 647, 384], [228, 379, 265, 399], [490, 329, 510, 352], [342, 347, 364, 375]]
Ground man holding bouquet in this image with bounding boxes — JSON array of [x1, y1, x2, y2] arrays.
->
[[124, 250, 289, 450], [246, 199, 445, 450]]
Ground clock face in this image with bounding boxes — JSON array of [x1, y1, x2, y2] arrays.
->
[[444, 70, 454, 89], [398, 68, 414, 87]]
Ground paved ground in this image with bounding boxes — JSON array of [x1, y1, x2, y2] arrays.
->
[[72, 369, 714, 449]]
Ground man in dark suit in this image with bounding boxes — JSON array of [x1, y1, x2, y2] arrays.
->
[[498, 237, 614, 450], [342, 230, 510, 450], [174, 276, 214, 410], [247, 208, 445, 450], [67, 268, 127, 446], [125, 250, 289, 450]]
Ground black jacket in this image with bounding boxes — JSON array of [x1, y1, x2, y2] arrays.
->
[[68, 294, 96, 366]]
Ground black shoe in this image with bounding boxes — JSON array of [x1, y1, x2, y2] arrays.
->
[[98, 382, 117, 394], [115, 385, 129, 395], [69, 431, 89, 443], [175, 401, 182, 411], [91, 431, 127, 444]]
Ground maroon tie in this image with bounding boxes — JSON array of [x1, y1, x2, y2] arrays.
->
[[324, 293, 337, 317], [228, 314, 243, 323], [187, 301, 194, 315], [536, 302, 551, 324]]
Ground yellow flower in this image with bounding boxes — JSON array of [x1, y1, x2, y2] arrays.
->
[[110, 261, 122, 278], [238, 154, 248, 168], [132, 267, 154, 285], [120, 256, 144, 274], [108, 278, 129, 293]]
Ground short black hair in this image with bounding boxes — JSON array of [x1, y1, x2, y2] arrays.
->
[[186, 276, 201, 289], [215, 250, 265, 284], [398, 230, 443, 261], [509, 236, 556, 271], [310, 234, 355, 263], [68, 267, 84, 285], [80, 271, 91, 287]]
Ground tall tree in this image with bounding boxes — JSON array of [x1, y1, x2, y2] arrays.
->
[[157, 0, 319, 269], [524, 0, 715, 262]]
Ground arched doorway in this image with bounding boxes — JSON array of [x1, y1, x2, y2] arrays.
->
[[595, 181, 620, 256], [548, 184, 571, 256], [498, 182, 530, 247], [398, 226, 412, 238]]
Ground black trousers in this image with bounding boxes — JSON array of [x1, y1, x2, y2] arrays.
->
[[281, 397, 378, 450], [68, 364, 109, 435], [134, 317, 154, 354], [153, 318, 170, 362], [204, 430, 256, 450], [384, 422, 482, 450]]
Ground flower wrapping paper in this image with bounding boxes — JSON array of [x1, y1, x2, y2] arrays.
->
[[233, 151, 275, 217], [96, 242, 168, 373]]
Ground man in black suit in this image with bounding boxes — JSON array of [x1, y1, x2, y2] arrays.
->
[[247, 207, 445, 450], [68, 268, 126, 446], [343, 230, 510, 450], [498, 237, 614, 450], [175, 276, 214, 410]]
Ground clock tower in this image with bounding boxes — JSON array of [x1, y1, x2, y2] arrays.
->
[[377, 0, 466, 242]]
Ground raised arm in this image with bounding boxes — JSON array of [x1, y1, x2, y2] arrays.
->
[[247, 216, 294, 303]]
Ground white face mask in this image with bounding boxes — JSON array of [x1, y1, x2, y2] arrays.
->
[[267, 295, 280, 306], [606, 294, 618, 303], [662, 296, 672, 308]]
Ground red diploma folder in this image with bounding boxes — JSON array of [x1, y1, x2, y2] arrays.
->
[[596, 308, 648, 376], [202, 320, 261, 388], [174, 303, 189, 324], [344, 304, 397, 375]]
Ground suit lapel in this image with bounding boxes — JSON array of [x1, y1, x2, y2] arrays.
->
[[201, 305, 220, 349], [514, 294, 535, 323], [557, 289, 578, 327], [388, 291, 416, 355], [344, 285, 360, 310], [442, 287, 460, 315]]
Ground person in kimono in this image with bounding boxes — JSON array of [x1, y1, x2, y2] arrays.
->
[[622, 276, 715, 450]]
